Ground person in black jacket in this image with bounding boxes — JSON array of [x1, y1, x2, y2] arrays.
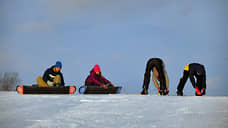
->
[[141, 58, 169, 95], [36, 61, 65, 87], [176, 63, 206, 96]]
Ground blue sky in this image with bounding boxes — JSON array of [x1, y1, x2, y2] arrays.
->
[[0, 0, 227, 95]]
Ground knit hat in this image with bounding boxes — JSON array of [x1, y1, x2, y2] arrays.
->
[[55, 61, 62, 68], [93, 64, 100, 72]]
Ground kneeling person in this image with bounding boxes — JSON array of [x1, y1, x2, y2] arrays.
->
[[37, 61, 65, 87]]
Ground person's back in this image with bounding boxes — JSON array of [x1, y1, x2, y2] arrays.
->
[[189, 63, 205, 77]]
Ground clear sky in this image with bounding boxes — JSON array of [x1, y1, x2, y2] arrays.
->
[[0, 0, 227, 95]]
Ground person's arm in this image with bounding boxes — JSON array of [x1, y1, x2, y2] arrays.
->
[[189, 71, 196, 88], [42, 69, 50, 83], [152, 68, 159, 89], [203, 68, 206, 89], [90, 76, 103, 86], [101, 76, 111, 84], [60, 73, 65, 86], [101, 76, 115, 87]]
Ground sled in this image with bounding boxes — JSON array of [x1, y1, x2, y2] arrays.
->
[[79, 86, 122, 94], [16, 85, 76, 95]]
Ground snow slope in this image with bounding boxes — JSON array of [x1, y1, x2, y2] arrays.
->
[[0, 92, 228, 128]]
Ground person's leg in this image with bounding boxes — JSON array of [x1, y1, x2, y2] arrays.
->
[[164, 71, 169, 89], [157, 65, 166, 95], [196, 77, 202, 90], [53, 75, 61, 86], [201, 75, 206, 95], [141, 61, 153, 94], [164, 71, 169, 94], [196, 76, 206, 95], [194, 78, 202, 96], [37, 76, 49, 87], [177, 71, 189, 95], [152, 67, 159, 88]]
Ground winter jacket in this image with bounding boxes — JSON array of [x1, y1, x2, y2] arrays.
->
[[185, 63, 206, 88], [43, 66, 65, 86], [85, 69, 111, 86]]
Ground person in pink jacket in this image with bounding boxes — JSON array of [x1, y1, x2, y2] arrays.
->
[[85, 64, 114, 89]]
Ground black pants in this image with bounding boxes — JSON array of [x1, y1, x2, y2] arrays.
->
[[196, 75, 206, 90], [177, 71, 206, 91], [142, 59, 166, 91]]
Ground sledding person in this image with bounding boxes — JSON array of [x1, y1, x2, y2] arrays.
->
[[36, 61, 65, 87], [176, 63, 206, 96], [85, 64, 114, 89], [141, 58, 169, 95]]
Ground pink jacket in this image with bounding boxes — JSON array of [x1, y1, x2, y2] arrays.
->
[[85, 68, 111, 86]]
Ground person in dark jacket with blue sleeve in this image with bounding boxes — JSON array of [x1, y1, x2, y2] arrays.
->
[[37, 61, 65, 87]]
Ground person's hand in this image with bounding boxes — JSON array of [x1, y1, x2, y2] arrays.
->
[[103, 84, 108, 89], [195, 88, 202, 96], [110, 83, 115, 87], [53, 83, 60, 87], [201, 88, 206, 95], [157, 88, 161, 92], [165, 88, 169, 95]]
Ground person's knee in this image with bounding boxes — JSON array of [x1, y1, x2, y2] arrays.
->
[[37, 76, 42, 81], [54, 75, 61, 84], [37, 76, 48, 87]]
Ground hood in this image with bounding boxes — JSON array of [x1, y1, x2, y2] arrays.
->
[[90, 64, 101, 76]]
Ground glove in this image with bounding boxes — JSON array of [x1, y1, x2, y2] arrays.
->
[[108, 83, 114, 87], [103, 84, 108, 89], [201, 88, 206, 95], [195, 88, 202, 96], [110, 83, 115, 87], [165, 88, 169, 95]]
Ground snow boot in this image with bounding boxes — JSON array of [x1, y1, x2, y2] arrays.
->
[[159, 90, 165, 95], [176, 90, 183, 96], [165, 88, 169, 95], [141, 89, 148, 95], [195, 88, 202, 96]]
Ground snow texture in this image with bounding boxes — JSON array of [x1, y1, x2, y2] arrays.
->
[[0, 92, 228, 128]]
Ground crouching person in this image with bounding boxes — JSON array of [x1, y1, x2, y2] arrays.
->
[[37, 61, 65, 87], [85, 64, 114, 89]]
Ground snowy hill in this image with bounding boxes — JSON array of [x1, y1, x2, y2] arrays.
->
[[0, 92, 228, 128]]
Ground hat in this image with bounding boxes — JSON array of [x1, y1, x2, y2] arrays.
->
[[55, 61, 62, 68], [93, 64, 100, 72]]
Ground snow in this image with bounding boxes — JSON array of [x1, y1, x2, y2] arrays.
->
[[0, 92, 228, 128]]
